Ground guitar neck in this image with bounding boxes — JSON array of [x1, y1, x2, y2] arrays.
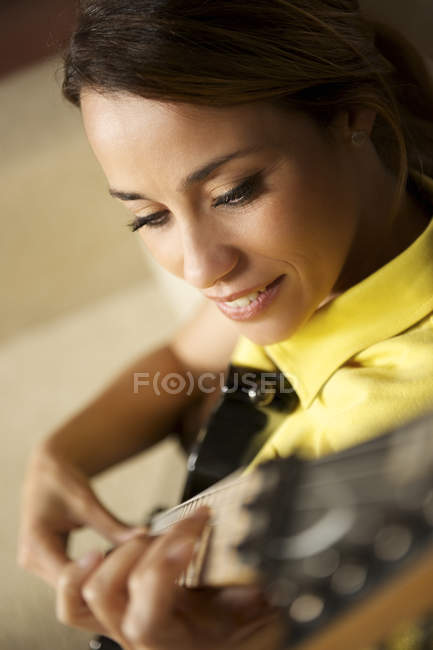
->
[[149, 468, 264, 587]]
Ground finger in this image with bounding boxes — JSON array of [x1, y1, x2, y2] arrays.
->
[[19, 508, 145, 592], [121, 508, 210, 646], [180, 585, 272, 628], [81, 535, 153, 639], [170, 585, 275, 641], [79, 491, 148, 546], [213, 586, 276, 623], [228, 610, 284, 648], [56, 551, 108, 634], [212, 585, 265, 610]]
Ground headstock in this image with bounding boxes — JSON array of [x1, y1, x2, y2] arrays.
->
[[236, 410, 433, 648]]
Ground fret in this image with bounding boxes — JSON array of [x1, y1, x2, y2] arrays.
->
[[148, 469, 266, 587], [149, 470, 252, 535]]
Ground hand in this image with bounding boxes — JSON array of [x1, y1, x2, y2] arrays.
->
[[17, 445, 146, 588], [56, 508, 284, 650]]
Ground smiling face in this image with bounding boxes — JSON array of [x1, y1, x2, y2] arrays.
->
[[80, 91, 376, 345]]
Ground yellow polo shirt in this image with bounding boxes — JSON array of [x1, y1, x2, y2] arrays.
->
[[231, 171, 433, 468]]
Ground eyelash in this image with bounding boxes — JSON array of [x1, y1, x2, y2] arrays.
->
[[126, 172, 263, 232]]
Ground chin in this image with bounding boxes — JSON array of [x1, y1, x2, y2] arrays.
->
[[238, 317, 300, 346]]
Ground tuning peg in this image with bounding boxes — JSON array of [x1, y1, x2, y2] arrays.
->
[[373, 523, 413, 563], [330, 561, 369, 597]]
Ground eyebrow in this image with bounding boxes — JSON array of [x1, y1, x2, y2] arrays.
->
[[108, 145, 264, 201]]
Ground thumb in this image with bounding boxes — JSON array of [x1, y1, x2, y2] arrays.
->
[[83, 492, 147, 546]]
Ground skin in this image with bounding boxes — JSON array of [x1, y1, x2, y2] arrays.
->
[[53, 92, 432, 648], [81, 92, 430, 346], [56, 509, 283, 649]]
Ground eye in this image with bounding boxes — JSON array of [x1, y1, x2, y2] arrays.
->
[[126, 171, 264, 232], [212, 172, 263, 208], [126, 210, 169, 232]]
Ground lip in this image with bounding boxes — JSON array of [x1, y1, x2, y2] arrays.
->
[[207, 275, 283, 303], [214, 274, 285, 321]]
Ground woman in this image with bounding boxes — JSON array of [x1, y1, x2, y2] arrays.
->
[[18, 1, 433, 648]]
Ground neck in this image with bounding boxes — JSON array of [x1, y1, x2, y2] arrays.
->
[[333, 166, 431, 296]]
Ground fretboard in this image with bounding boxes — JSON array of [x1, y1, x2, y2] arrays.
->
[[148, 469, 263, 587]]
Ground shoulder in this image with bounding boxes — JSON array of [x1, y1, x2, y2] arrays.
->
[[353, 311, 433, 373]]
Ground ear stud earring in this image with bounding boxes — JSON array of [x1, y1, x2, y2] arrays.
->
[[351, 130, 368, 146]]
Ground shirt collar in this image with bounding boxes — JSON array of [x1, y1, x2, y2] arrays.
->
[[233, 171, 433, 409]]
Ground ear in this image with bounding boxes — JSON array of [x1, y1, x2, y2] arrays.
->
[[329, 108, 377, 140], [348, 108, 377, 136]]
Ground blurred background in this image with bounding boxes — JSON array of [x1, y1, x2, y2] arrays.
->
[[0, 1, 432, 648], [1, 2, 202, 649]]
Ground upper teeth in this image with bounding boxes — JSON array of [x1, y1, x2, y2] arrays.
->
[[224, 287, 266, 308]]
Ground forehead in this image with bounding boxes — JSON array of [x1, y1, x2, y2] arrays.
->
[[79, 91, 324, 196], [80, 91, 299, 156]]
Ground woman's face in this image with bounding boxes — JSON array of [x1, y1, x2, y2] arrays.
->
[[81, 92, 373, 345]]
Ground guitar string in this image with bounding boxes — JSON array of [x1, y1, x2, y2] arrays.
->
[[151, 461, 429, 532], [150, 479, 253, 534], [151, 421, 433, 532]]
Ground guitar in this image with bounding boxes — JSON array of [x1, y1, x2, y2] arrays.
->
[[89, 363, 297, 650], [89, 366, 433, 650]]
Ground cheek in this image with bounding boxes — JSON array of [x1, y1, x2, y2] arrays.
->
[[139, 229, 184, 277], [246, 174, 357, 297], [245, 191, 328, 266], [271, 166, 357, 261]]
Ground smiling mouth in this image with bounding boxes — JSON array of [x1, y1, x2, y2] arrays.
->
[[214, 274, 285, 321], [209, 275, 284, 305]]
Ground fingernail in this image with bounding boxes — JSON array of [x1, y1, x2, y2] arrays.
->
[[189, 506, 210, 520], [76, 550, 103, 568], [167, 536, 196, 561]]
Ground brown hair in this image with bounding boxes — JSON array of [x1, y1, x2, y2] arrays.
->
[[62, 0, 433, 211]]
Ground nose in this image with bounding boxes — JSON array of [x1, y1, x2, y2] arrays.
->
[[181, 221, 239, 289]]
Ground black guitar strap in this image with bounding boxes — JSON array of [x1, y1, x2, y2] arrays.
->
[[182, 363, 299, 501]]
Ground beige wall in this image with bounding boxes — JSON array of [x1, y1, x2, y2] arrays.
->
[[360, 0, 433, 58], [0, 57, 202, 649], [0, 58, 155, 342]]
